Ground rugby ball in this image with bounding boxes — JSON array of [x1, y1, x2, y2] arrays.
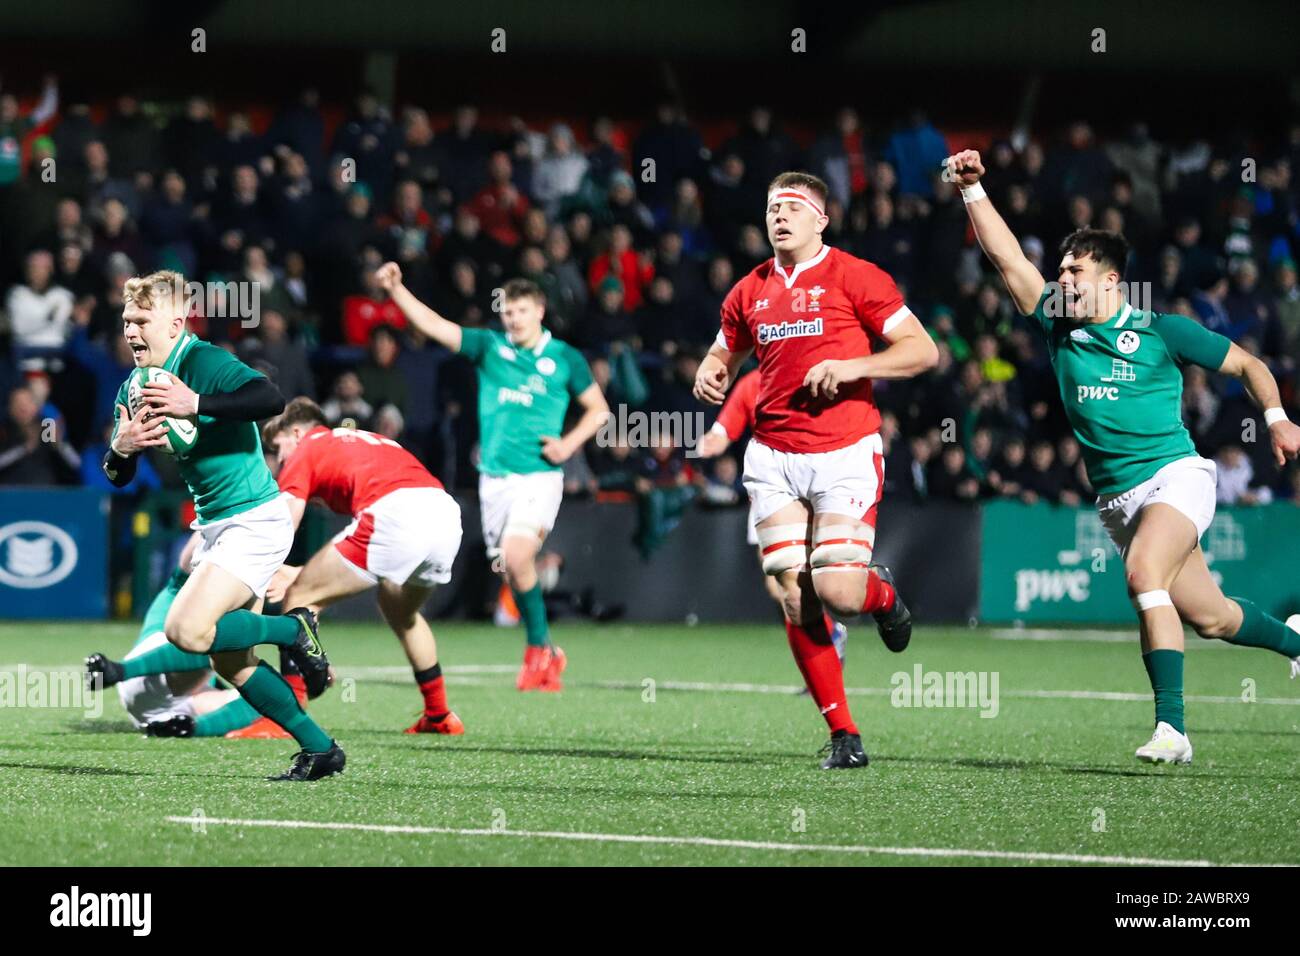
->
[[126, 367, 199, 456]]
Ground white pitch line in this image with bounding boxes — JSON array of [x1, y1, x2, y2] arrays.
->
[[340, 664, 517, 678], [332, 668, 1300, 707], [162, 816, 1295, 867], [989, 629, 1135, 643], [588, 678, 1300, 707]]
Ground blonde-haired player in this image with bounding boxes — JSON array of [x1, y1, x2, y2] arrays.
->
[[104, 271, 343, 780]]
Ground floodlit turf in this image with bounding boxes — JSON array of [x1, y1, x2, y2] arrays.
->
[[0, 620, 1297, 866]]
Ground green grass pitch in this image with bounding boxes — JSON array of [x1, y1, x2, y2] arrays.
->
[[0, 620, 1297, 866]]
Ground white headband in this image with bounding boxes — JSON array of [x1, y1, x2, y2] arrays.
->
[[766, 187, 826, 219]]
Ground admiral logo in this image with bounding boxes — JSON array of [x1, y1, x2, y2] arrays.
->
[[756, 317, 823, 345]]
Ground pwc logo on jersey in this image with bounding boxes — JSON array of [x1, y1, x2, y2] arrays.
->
[[1077, 359, 1135, 403], [755, 317, 823, 346], [497, 387, 534, 407]]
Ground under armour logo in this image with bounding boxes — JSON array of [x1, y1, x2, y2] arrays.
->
[[753, 299, 770, 313]]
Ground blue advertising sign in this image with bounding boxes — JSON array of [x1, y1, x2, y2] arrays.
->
[[0, 489, 108, 618]]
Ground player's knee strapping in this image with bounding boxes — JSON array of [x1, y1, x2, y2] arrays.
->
[[757, 524, 808, 576], [502, 517, 543, 543], [809, 524, 874, 576], [1134, 589, 1173, 611]]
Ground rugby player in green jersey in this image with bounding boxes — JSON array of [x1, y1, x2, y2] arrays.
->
[[376, 262, 609, 691], [102, 271, 343, 780], [948, 149, 1300, 765]]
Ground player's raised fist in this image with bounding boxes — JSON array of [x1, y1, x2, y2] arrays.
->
[[945, 150, 985, 187], [374, 261, 403, 291], [1269, 419, 1300, 468]]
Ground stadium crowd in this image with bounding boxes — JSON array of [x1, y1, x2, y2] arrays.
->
[[2, 79, 1299, 523]]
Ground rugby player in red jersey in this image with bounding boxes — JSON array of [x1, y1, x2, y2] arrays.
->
[[261, 398, 466, 735], [694, 172, 938, 769]]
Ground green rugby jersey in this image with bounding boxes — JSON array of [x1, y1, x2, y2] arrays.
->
[[113, 332, 281, 523], [459, 327, 594, 476], [1030, 291, 1231, 494]]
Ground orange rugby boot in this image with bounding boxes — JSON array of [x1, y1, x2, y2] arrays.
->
[[404, 711, 466, 735], [516, 644, 553, 691]]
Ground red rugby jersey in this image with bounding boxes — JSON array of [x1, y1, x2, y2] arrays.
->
[[277, 425, 441, 516], [717, 245, 909, 453]]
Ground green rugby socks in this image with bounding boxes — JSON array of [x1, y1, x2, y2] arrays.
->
[[1142, 649, 1185, 734], [123, 641, 210, 679], [209, 610, 300, 652], [193, 698, 261, 737], [514, 584, 550, 647], [237, 662, 332, 752], [1226, 598, 1300, 658]]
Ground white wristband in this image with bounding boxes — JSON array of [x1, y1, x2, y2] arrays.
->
[[1264, 407, 1288, 427], [959, 182, 987, 204], [192, 394, 200, 415]]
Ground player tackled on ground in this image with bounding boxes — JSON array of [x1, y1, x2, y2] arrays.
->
[[376, 264, 610, 691], [103, 270, 343, 780], [948, 148, 1300, 765], [85, 532, 307, 738], [262, 397, 466, 734], [694, 172, 938, 769]]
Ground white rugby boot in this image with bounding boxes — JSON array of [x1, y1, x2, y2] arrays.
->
[[1135, 721, 1193, 765]]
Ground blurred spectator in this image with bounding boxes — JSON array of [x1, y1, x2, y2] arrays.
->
[[464, 151, 529, 248], [356, 324, 407, 417], [988, 436, 1030, 498], [0, 384, 79, 485], [0, 75, 58, 186], [7, 250, 74, 369], [701, 454, 743, 507], [320, 370, 374, 429], [239, 308, 314, 401], [588, 224, 653, 312], [1019, 440, 1071, 504], [164, 96, 219, 190], [1216, 445, 1273, 505], [532, 124, 588, 218], [927, 443, 980, 501], [342, 265, 406, 345], [632, 102, 705, 209], [102, 94, 159, 179], [332, 90, 397, 206], [882, 110, 949, 199]]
